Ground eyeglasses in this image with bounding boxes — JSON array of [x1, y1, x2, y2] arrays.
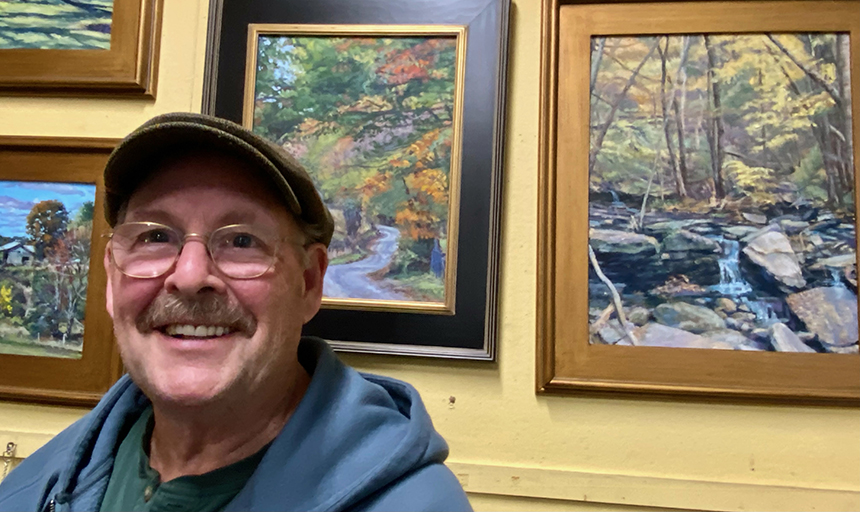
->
[[108, 222, 298, 279]]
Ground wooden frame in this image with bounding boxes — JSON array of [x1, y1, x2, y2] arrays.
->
[[0, 0, 163, 97], [203, 0, 509, 360], [0, 137, 121, 406], [537, 0, 860, 403]]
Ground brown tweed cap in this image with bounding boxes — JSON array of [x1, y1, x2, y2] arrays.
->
[[103, 112, 334, 247]]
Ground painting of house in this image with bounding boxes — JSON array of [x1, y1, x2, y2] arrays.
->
[[0, 180, 96, 359], [0, 241, 35, 266]]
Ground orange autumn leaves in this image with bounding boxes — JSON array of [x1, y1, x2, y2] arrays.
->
[[252, 35, 457, 245], [377, 39, 452, 85], [361, 128, 450, 240]]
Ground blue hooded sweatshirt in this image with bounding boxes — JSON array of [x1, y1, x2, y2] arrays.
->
[[0, 337, 472, 512]]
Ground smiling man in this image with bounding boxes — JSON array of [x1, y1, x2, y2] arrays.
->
[[0, 113, 471, 512]]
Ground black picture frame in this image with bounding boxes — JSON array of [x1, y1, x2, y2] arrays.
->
[[202, 0, 509, 360]]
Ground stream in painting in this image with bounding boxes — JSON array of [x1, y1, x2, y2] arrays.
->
[[587, 33, 859, 354], [588, 197, 859, 354]]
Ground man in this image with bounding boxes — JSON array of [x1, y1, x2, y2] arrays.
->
[[0, 113, 471, 512]]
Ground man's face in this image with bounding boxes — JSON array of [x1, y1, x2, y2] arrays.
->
[[104, 152, 327, 408]]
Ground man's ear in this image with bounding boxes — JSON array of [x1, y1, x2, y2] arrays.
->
[[103, 245, 115, 319], [301, 243, 328, 324]]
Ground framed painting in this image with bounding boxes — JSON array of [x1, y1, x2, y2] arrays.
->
[[0, 137, 122, 405], [537, 0, 860, 403], [0, 0, 163, 97], [243, 24, 466, 316], [203, 0, 509, 359]]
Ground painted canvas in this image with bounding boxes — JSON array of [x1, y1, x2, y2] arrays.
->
[[587, 33, 859, 354], [0, 181, 96, 359], [250, 33, 460, 306], [0, 0, 113, 50]]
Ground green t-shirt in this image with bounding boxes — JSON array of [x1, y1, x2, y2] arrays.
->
[[99, 406, 269, 512]]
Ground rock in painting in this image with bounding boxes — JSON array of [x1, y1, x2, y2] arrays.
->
[[661, 230, 721, 253], [741, 227, 806, 291], [589, 229, 665, 290], [644, 219, 710, 235], [633, 323, 733, 350], [653, 302, 726, 334], [660, 230, 722, 285], [742, 212, 768, 225], [777, 219, 810, 235], [770, 323, 815, 352], [809, 253, 856, 271], [626, 307, 652, 326], [723, 225, 761, 239], [821, 343, 859, 354], [715, 297, 738, 314], [596, 319, 637, 345], [589, 229, 660, 255], [702, 329, 764, 350], [786, 287, 859, 347]]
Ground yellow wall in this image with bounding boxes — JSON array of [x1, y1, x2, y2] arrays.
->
[[1, 1, 859, 510]]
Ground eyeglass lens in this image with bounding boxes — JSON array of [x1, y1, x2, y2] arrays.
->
[[110, 223, 278, 279]]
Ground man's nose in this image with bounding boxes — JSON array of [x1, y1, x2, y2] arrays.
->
[[163, 239, 226, 295]]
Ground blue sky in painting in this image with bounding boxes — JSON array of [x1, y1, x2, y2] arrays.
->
[[0, 180, 96, 237]]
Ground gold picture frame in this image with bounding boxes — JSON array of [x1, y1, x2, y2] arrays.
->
[[0, 137, 121, 406], [0, 0, 163, 97], [537, 0, 860, 403], [243, 24, 467, 315]]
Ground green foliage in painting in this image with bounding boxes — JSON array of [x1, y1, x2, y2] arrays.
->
[[253, 34, 458, 289], [589, 33, 854, 210], [724, 160, 779, 205]]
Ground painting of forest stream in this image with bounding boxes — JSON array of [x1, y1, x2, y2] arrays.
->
[[0, 0, 113, 50], [250, 33, 460, 307], [0, 181, 95, 359], [588, 33, 860, 355]]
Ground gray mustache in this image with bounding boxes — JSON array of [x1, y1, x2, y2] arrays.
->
[[137, 293, 257, 336]]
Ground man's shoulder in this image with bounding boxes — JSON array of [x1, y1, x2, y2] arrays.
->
[[229, 337, 470, 511], [0, 376, 145, 512], [0, 411, 92, 510], [355, 462, 473, 512]]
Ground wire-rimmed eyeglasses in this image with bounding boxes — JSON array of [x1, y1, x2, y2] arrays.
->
[[108, 222, 300, 279]]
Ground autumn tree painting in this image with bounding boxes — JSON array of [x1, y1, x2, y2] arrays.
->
[[587, 33, 859, 355], [0, 181, 95, 359], [251, 33, 460, 304]]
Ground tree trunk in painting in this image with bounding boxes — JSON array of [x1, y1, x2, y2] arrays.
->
[[659, 38, 686, 198], [590, 37, 605, 94], [767, 34, 851, 207], [704, 35, 726, 200], [836, 34, 854, 194], [811, 119, 843, 207], [588, 38, 660, 177], [672, 36, 693, 197]]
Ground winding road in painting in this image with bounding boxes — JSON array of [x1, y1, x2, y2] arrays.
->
[[323, 226, 408, 301]]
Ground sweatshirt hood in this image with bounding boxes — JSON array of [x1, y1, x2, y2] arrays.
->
[[0, 338, 454, 512], [225, 337, 450, 511]]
